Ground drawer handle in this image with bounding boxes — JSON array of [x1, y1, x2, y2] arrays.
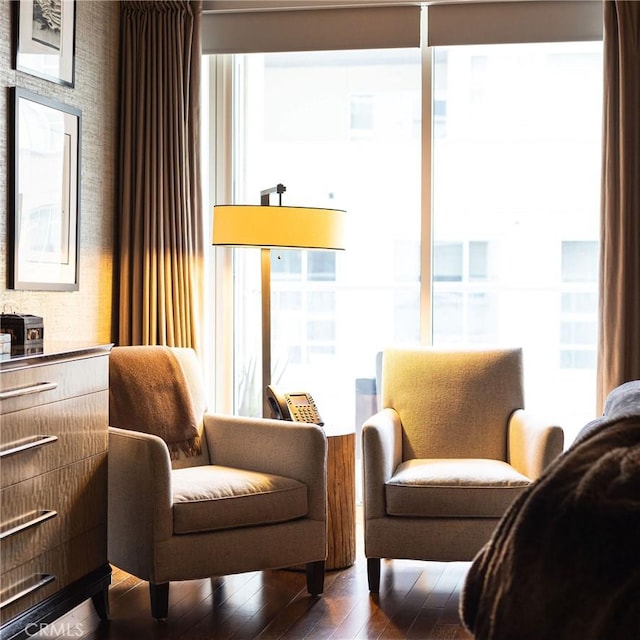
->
[[0, 574, 56, 610], [0, 435, 58, 458], [0, 381, 58, 401], [0, 510, 58, 540]]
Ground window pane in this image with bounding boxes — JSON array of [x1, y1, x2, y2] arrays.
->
[[308, 291, 335, 312], [307, 320, 335, 342], [350, 95, 374, 135], [561, 292, 597, 314], [433, 292, 464, 341], [394, 289, 420, 343], [468, 292, 498, 342], [561, 321, 597, 344], [432, 42, 603, 440], [395, 239, 420, 282], [275, 291, 302, 310], [561, 240, 599, 282], [469, 241, 489, 281], [433, 242, 463, 282], [271, 249, 301, 278], [308, 251, 336, 281], [561, 349, 596, 369]]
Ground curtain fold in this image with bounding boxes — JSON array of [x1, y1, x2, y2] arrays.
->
[[597, 1, 640, 412], [118, 0, 203, 350]]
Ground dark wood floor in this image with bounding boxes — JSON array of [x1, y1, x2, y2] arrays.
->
[[45, 513, 473, 640]]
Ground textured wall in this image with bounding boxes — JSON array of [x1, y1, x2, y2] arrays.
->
[[0, 0, 119, 344]]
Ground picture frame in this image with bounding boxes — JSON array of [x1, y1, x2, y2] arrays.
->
[[14, 0, 76, 87], [10, 88, 82, 291]]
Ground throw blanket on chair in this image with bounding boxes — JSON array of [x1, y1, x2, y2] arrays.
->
[[461, 381, 640, 640], [110, 346, 201, 459]]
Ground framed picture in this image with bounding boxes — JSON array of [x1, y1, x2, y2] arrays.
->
[[14, 0, 76, 87], [10, 88, 81, 291]]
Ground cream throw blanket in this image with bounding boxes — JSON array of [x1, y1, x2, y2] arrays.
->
[[109, 346, 201, 459]]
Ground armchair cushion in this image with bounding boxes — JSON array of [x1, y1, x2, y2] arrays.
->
[[386, 459, 531, 518], [172, 465, 307, 534]]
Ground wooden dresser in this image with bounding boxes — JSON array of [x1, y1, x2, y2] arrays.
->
[[0, 344, 112, 640]]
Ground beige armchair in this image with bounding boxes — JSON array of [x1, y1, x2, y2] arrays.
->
[[362, 347, 563, 592], [108, 346, 327, 620]]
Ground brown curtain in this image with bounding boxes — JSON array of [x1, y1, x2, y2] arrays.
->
[[117, 0, 203, 350], [597, 1, 640, 413]]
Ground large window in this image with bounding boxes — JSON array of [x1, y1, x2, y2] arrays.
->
[[206, 14, 603, 444]]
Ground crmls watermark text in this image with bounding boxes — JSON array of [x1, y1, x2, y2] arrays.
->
[[25, 622, 84, 637]]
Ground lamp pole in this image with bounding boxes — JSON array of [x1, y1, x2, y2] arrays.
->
[[259, 184, 286, 417]]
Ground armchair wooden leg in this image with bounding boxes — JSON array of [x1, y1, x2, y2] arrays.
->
[[306, 560, 325, 595], [367, 558, 381, 593], [149, 582, 169, 620], [91, 587, 110, 620]]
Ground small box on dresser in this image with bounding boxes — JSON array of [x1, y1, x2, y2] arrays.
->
[[0, 344, 112, 640], [0, 315, 44, 356]]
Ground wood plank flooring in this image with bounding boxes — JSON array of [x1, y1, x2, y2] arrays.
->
[[39, 512, 473, 639]]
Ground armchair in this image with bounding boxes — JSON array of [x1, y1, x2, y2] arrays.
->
[[362, 347, 563, 592], [108, 346, 327, 620]]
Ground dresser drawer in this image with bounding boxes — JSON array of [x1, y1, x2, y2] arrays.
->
[[0, 391, 108, 488], [0, 526, 106, 624], [0, 453, 107, 572], [0, 354, 109, 415]]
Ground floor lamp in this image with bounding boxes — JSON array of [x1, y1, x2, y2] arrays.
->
[[212, 184, 346, 417]]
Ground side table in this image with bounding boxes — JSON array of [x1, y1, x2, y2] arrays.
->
[[324, 424, 356, 570]]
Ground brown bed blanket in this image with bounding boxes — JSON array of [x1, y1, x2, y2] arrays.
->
[[460, 381, 640, 640], [109, 345, 200, 458]]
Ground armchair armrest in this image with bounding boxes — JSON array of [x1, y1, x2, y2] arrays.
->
[[203, 414, 327, 521], [108, 427, 174, 580], [508, 409, 564, 480], [362, 408, 403, 519]]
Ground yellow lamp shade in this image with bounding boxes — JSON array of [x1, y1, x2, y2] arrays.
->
[[212, 205, 346, 250]]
